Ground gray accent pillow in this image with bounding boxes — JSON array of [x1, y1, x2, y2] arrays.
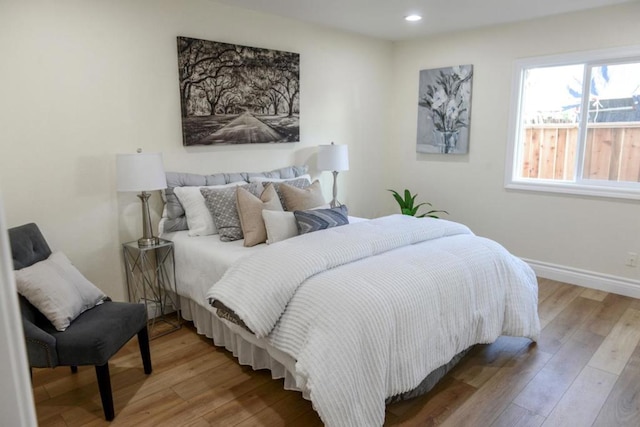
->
[[163, 165, 308, 232], [294, 205, 349, 235], [201, 182, 263, 242]]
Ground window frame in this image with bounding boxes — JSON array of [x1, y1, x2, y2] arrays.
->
[[505, 45, 640, 201]]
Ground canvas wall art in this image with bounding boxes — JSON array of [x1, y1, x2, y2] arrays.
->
[[417, 65, 473, 154], [177, 37, 300, 146]]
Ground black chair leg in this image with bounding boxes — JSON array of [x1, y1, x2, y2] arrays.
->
[[95, 363, 114, 421], [137, 326, 152, 375], [70, 365, 78, 374]]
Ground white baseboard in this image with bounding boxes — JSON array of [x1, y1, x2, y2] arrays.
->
[[523, 258, 640, 299]]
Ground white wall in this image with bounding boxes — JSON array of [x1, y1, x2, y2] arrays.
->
[[389, 3, 640, 286], [0, 0, 392, 300], [2, 0, 638, 302]]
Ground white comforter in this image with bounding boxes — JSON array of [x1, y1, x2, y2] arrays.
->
[[207, 215, 540, 427]]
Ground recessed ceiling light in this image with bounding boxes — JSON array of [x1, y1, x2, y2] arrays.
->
[[405, 14, 422, 22]]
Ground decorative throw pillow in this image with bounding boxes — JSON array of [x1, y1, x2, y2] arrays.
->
[[162, 165, 309, 232], [174, 182, 245, 236], [280, 180, 326, 211], [14, 252, 107, 331], [294, 205, 349, 235], [250, 176, 311, 210], [262, 210, 298, 244], [201, 182, 263, 242], [236, 184, 283, 247]]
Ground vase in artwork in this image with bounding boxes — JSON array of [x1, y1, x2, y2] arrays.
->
[[433, 129, 459, 154]]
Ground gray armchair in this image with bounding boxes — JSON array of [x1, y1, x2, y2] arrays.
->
[[9, 223, 152, 421]]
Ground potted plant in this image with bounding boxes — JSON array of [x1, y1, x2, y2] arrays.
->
[[388, 189, 448, 219]]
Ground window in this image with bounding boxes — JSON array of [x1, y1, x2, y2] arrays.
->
[[506, 46, 640, 200]]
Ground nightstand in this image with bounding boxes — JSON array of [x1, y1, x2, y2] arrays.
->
[[122, 238, 181, 339]]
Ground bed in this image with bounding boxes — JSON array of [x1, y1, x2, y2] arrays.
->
[[158, 167, 541, 427]]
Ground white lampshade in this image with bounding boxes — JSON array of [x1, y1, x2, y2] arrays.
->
[[317, 143, 349, 172], [116, 152, 167, 192]]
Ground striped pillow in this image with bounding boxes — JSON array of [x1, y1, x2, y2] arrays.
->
[[294, 205, 349, 235]]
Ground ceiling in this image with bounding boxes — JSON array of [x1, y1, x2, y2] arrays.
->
[[211, 0, 633, 41]]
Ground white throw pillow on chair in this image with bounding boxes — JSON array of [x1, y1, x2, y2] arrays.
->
[[14, 252, 107, 331]]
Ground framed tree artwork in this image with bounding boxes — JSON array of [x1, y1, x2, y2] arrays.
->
[[177, 37, 300, 146], [416, 65, 473, 154]]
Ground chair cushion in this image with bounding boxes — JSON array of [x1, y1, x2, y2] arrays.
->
[[46, 301, 147, 366], [9, 223, 52, 270]]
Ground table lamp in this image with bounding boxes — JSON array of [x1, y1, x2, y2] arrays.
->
[[317, 142, 349, 208], [116, 150, 167, 247]]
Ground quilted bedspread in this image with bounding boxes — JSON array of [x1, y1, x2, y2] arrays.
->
[[207, 215, 540, 426]]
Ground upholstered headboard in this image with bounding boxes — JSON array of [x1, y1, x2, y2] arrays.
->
[[162, 165, 309, 232], [8, 223, 52, 270]]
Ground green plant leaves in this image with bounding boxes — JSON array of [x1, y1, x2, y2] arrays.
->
[[387, 189, 448, 219]]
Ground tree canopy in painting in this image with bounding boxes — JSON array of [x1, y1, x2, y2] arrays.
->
[[177, 37, 300, 146]]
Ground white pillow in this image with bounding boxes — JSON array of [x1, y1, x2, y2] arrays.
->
[[249, 174, 311, 184], [262, 210, 299, 244], [14, 252, 107, 331], [174, 181, 245, 236]]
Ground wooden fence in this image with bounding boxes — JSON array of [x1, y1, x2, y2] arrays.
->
[[521, 122, 640, 182]]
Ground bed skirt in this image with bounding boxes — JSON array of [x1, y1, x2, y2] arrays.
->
[[178, 296, 470, 406], [179, 297, 306, 396], [384, 347, 470, 404]]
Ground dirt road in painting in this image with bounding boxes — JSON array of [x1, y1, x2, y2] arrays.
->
[[200, 112, 285, 144]]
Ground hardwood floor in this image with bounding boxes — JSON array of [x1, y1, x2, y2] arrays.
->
[[32, 278, 640, 426]]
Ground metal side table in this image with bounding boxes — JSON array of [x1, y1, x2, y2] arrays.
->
[[122, 238, 181, 339]]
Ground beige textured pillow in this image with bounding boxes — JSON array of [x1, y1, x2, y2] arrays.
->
[[262, 210, 298, 244], [236, 184, 283, 247], [280, 180, 326, 211]]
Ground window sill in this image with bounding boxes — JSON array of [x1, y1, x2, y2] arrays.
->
[[505, 180, 640, 201]]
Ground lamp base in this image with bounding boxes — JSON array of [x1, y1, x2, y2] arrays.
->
[[330, 170, 340, 208], [137, 236, 159, 247], [137, 191, 159, 248]]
